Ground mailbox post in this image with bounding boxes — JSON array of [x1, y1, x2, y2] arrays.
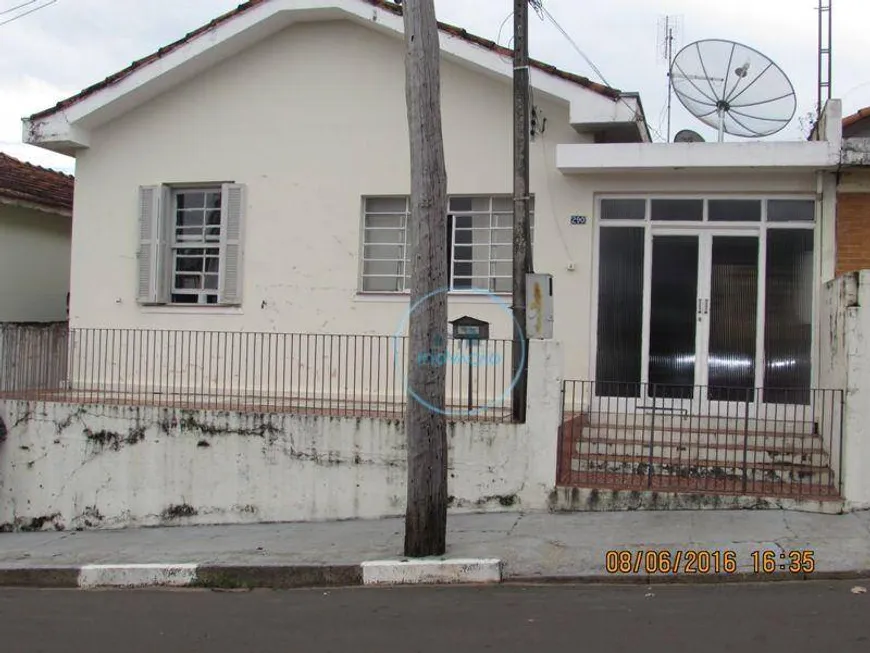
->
[[450, 316, 490, 413]]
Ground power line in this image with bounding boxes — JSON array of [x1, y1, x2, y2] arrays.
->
[[534, 5, 663, 141], [0, 0, 39, 16], [0, 0, 56, 27]]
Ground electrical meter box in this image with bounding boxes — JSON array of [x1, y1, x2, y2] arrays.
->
[[526, 273, 554, 340]]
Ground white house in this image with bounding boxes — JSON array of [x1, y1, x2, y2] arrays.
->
[[22, 0, 846, 401], [4, 0, 864, 522]]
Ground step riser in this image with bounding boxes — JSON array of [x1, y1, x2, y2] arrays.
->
[[565, 413, 820, 436], [569, 428, 827, 451], [574, 443, 829, 467], [570, 459, 836, 485]]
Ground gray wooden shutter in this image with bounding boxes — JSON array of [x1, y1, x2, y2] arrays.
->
[[136, 185, 162, 304], [219, 183, 245, 305]]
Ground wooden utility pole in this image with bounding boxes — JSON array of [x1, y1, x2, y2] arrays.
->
[[511, 0, 533, 423], [401, 0, 449, 557]]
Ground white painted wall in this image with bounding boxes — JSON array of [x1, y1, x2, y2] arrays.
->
[[819, 271, 870, 510], [70, 19, 588, 343], [0, 340, 562, 529], [68, 17, 825, 385], [0, 204, 70, 322]]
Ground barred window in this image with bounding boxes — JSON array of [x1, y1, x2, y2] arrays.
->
[[360, 195, 534, 293]]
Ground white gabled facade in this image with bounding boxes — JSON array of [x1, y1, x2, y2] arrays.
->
[[22, 0, 845, 389]]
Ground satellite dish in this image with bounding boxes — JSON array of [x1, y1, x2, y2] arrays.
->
[[670, 39, 796, 142], [674, 129, 706, 143]]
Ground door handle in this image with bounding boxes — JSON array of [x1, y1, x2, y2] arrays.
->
[[703, 299, 709, 315]]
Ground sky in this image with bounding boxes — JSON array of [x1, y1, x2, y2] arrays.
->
[[1, 0, 868, 174]]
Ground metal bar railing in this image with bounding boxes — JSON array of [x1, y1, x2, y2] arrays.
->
[[560, 379, 845, 499], [0, 325, 515, 423]]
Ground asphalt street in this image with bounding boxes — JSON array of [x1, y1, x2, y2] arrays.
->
[[1, 581, 868, 652]]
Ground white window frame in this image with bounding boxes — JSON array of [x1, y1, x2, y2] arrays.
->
[[589, 193, 819, 391], [136, 182, 245, 308], [169, 186, 223, 306], [359, 194, 535, 294]]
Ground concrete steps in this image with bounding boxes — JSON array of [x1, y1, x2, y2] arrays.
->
[[559, 411, 838, 495]]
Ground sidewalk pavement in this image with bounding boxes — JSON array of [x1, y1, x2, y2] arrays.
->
[[1, 510, 869, 589]]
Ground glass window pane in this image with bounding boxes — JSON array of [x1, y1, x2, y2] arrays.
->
[[764, 230, 814, 404], [176, 211, 203, 227], [363, 260, 404, 276], [365, 214, 404, 229], [205, 257, 220, 273], [490, 261, 511, 276], [364, 244, 404, 260], [601, 199, 646, 220], [491, 245, 512, 260], [206, 192, 221, 209], [494, 214, 513, 228], [364, 228, 404, 244], [707, 237, 759, 401], [204, 274, 219, 290], [206, 210, 221, 225], [595, 227, 645, 397], [648, 235, 699, 399], [175, 274, 201, 290], [177, 247, 207, 257], [708, 199, 761, 222], [492, 197, 513, 212], [176, 257, 203, 273], [176, 192, 205, 209], [492, 229, 512, 244], [172, 294, 199, 304], [768, 200, 815, 222], [449, 197, 490, 212], [366, 197, 407, 213], [453, 245, 472, 261], [651, 199, 703, 222]]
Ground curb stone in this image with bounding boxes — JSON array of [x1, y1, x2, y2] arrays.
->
[[1, 563, 869, 589]]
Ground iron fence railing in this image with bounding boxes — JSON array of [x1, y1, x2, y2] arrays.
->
[[0, 326, 515, 422], [559, 380, 844, 499]]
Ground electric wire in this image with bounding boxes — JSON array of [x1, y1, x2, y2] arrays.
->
[[0, 0, 56, 27]]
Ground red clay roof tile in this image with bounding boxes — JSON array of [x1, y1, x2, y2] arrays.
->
[[0, 152, 74, 213], [29, 0, 619, 122], [843, 106, 870, 129]]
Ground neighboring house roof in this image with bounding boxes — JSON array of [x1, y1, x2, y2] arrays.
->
[[843, 106, 870, 130], [0, 152, 73, 214], [28, 0, 619, 124]]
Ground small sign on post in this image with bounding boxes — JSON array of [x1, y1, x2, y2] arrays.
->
[[450, 316, 491, 412]]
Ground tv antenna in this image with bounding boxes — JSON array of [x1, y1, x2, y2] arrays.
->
[[817, 0, 832, 119], [657, 15, 683, 142], [670, 39, 797, 142]]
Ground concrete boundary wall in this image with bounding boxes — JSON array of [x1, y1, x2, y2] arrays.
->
[[0, 341, 563, 530], [819, 271, 870, 510]]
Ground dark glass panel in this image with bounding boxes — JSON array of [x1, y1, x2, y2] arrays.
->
[[707, 237, 759, 402], [764, 230, 814, 404], [648, 235, 699, 399], [595, 227, 645, 397]]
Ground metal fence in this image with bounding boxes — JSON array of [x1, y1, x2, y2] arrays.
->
[[0, 322, 69, 394], [559, 380, 844, 499], [0, 326, 515, 422]]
